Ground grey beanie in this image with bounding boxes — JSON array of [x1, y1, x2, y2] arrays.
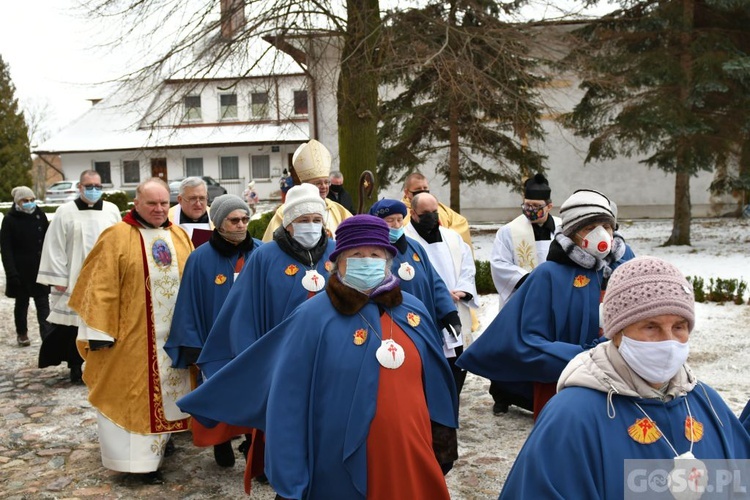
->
[[209, 194, 250, 227], [560, 189, 616, 237], [603, 256, 695, 339], [12, 186, 35, 204]]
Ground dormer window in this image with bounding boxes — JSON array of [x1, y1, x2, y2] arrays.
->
[[184, 95, 202, 122], [220, 93, 238, 120]]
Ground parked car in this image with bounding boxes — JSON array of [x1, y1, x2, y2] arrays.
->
[[44, 180, 81, 204], [169, 176, 227, 205]]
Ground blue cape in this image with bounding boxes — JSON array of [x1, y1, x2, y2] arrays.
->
[[178, 291, 458, 500], [164, 237, 261, 368], [500, 384, 750, 498], [197, 239, 335, 378], [458, 258, 631, 384], [393, 236, 456, 333]]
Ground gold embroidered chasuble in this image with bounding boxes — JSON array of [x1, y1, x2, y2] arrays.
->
[[69, 219, 193, 435]]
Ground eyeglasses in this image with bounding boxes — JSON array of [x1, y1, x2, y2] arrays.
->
[[83, 184, 103, 189], [226, 216, 250, 225], [185, 196, 208, 204], [310, 180, 331, 187], [522, 203, 548, 211]]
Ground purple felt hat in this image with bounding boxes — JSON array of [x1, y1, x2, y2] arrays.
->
[[330, 214, 398, 261]]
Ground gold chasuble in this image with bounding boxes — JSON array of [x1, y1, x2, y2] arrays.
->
[[69, 214, 193, 435]]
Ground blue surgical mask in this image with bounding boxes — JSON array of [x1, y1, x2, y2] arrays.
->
[[291, 222, 323, 249], [388, 226, 405, 243], [20, 201, 37, 213], [83, 187, 103, 203], [342, 257, 386, 293]]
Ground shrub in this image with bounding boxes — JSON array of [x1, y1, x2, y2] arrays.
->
[[474, 260, 496, 295], [687, 276, 746, 305], [248, 210, 274, 240], [686, 276, 706, 303], [102, 191, 132, 212]]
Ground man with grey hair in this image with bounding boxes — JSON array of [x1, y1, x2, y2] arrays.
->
[[168, 176, 213, 246], [326, 170, 354, 213]]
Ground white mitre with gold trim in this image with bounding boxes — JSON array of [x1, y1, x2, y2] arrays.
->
[[293, 139, 331, 182]]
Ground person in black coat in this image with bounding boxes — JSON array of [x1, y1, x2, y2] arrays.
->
[[326, 170, 355, 213], [0, 186, 50, 346]]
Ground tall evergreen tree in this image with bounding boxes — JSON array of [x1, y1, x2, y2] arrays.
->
[[0, 56, 32, 202], [378, 0, 547, 212], [561, 0, 750, 245]]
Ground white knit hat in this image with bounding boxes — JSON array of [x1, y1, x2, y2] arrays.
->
[[560, 189, 616, 236], [283, 184, 326, 227], [292, 139, 331, 182], [12, 186, 35, 203]]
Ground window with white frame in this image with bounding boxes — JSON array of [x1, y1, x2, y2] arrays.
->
[[251, 92, 269, 119], [122, 160, 140, 184], [220, 156, 239, 179], [94, 161, 112, 184], [294, 90, 308, 115], [251, 155, 271, 180], [220, 93, 238, 120], [185, 157, 204, 177], [183, 95, 202, 121]]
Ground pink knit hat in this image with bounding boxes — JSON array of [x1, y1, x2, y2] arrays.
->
[[602, 256, 695, 339]]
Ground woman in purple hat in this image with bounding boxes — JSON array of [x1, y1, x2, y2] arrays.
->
[[178, 214, 458, 499]]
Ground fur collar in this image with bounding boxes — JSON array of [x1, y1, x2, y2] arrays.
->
[[550, 232, 627, 278], [326, 273, 402, 315]]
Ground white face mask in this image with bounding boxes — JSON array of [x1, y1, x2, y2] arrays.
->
[[578, 225, 612, 259], [618, 336, 689, 384], [291, 222, 323, 249]]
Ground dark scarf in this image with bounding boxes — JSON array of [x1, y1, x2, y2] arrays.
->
[[273, 225, 329, 266], [74, 197, 103, 210], [548, 232, 628, 279], [326, 273, 402, 315], [209, 229, 255, 258], [393, 234, 408, 254]]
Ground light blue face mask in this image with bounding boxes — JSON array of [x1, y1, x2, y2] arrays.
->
[[83, 187, 103, 203], [20, 201, 37, 213], [342, 257, 387, 293], [388, 226, 405, 243], [292, 222, 323, 249]]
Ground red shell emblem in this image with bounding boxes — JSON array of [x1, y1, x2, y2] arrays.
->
[[214, 274, 227, 285], [285, 264, 299, 276]]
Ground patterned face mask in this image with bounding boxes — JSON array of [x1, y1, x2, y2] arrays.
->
[[522, 203, 548, 222]]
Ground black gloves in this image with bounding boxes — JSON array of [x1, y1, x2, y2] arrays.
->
[[441, 310, 462, 340], [89, 340, 115, 351]]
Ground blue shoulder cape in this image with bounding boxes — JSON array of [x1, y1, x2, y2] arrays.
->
[[178, 291, 458, 500], [164, 237, 261, 368], [458, 259, 629, 384], [500, 383, 750, 499], [392, 236, 456, 332], [197, 239, 335, 378]]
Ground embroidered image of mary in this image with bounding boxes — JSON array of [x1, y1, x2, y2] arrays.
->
[[152, 239, 172, 268]]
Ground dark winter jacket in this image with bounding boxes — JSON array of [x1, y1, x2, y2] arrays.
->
[[0, 204, 50, 298]]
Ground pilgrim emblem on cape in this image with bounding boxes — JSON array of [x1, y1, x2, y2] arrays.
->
[[302, 269, 325, 292], [573, 275, 590, 288], [285, 264, 299, 276], [215, 274, 227, 285], [325, 261, 334, 273], [667, 451, 708, 500], [376, 339, 405, 369], [353, 329, 367, 346], [412, 252, 421, 262], [684, 417, 704, 442], [406, 312, 420, 327], [628, 417, 662, 444], [398, 262, 415, 281], [151, 238, 172, 268]]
